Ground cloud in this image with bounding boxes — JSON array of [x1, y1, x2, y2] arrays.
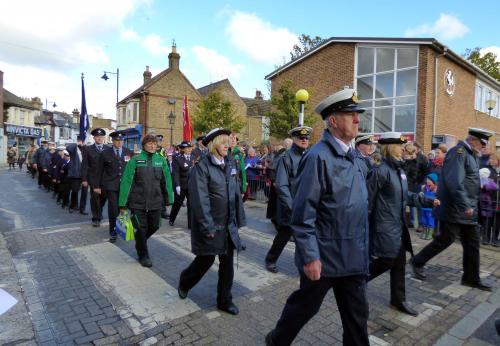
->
[[143, 34, 170, 57], [0, 0, 149, 70], [225, 11, 298, 65], [481, 46, 500, 61], [121, 29, 141, 42], [192, 46, 244, 81], [405, 14, 469, 40]]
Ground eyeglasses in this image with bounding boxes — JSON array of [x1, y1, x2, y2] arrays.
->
[[298, 136, 310, 140]]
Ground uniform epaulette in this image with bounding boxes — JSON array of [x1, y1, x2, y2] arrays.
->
[[457, 147, 464, 154]]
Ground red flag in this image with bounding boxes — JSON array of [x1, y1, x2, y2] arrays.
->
[[182, 95, 193, 142]]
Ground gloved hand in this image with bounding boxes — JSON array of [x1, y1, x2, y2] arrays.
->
[[176, 186, 181, 196]]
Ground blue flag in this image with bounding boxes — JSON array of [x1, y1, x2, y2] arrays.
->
[[80, 74, 90, 142]]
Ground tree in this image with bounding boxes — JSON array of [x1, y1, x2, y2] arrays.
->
[[464, 47, 500, 82], [267, 80, 318, 140], [290, 34, 325, 60], [192, 91, 244, 134]]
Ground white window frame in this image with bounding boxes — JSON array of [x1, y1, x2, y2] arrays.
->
[[354, 44, 419, 134]]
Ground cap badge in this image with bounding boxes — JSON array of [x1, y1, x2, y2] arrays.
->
[[300, 128, 308, 135], [400, 135, 406, 141], [351, 92, 358, 104]]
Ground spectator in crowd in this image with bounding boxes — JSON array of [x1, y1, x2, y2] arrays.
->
[[244, 147, 262, 199], [429, 143, 447, 176], [420, 173, 439, 240], [403, 143, 421, 229], [17, 152, 25, 171], [479, 167, 498, 246], [7, 146, 16, 170], [26, 144, 37, 178], [484, 152, 500, 246], [479, 146, 492, 168]]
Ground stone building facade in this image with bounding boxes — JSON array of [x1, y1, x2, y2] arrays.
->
[[266, 37, 500, 151], [117, 45, 270, 147]]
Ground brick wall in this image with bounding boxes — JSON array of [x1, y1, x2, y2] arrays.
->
[[269, 43, 355, 142]]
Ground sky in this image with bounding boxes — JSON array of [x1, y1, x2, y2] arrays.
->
[[0, 0, 499, 120]]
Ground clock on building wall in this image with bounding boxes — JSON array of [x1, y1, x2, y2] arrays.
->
[[444, 68, 456, 96]]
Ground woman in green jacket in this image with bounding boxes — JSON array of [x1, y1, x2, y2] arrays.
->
[[119, 134, 174, 267]]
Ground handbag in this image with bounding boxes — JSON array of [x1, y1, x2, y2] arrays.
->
[[115, 210, 135, 241]]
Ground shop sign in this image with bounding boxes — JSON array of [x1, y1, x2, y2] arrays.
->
[[4, 124, 42, 137]]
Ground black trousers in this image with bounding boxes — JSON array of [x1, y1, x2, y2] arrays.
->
[[59, 181, 71, 208], [369, 245, 406, 304], [69, 178, 81, 210], [413, 221, 480, 283], [265, 225, 293, 264], [132, 209, 161, 257], [90, 186, 107, 222], [179, 242, 235, 306], [169, 188, 190, 226], [79, 185, 88, 213], [106, 190, 119, 236], [37, 168, 46, 187], [270, 274, 369, 346]]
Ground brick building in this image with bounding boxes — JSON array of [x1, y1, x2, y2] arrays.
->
[[266, 37, 500, 151], [117, 44, 270, 147]]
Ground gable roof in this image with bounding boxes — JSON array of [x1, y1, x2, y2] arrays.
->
[[119, 67, 201, 104], [197, 79, 231, 97], [3, 89, 37, 110], [241, 97, 271, 117], [265, 37, 500, 90]]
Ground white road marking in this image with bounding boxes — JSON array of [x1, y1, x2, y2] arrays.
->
[[69, 243, 200, 335], [0, 207, 24, 230], [156, 230, 287, 291]]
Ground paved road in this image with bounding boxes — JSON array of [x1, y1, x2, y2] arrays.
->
[[0, 168, 499, 345]]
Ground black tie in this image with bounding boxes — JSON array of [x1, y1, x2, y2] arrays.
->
[[97, 145, 102, 152], [347, 148, 355, 161], [115, 149, 120, 158]]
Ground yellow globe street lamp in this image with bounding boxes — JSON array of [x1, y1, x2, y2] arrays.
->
[[486, 99, 497, 116], [295, 89, 309, 126]]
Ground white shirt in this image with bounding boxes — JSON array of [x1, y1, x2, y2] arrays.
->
[[212, 155, 225, 166], [332, 135, 352, 154]]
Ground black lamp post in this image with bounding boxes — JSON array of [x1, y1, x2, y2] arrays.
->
[[101, 68, 119, 104], [168, 98, 176, 146], [45, 98, 57, 110]]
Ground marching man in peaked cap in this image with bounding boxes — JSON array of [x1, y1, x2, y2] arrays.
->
[[81, 128, 109, 227], [96, 131, 134, 243], [169, 140, 194, 227], [265, 124, 312, 274], [410, 127, 494, 292], [354, 134, 375, 177], [266, 88, 370, 346]]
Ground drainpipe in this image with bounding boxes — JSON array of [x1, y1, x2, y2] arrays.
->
[[432, 46, 448, 136]]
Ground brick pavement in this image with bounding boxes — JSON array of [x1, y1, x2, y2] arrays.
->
[[0, 169, 499, 345]]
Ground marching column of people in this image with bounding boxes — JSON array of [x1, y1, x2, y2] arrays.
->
[[19, 90, 498, 345]]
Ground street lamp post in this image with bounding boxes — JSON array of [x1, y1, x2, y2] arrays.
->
[[101, 68, 120, 104], [486, 99, 497, 116], [45, 98, 57, 110], [295, 89, 309, 126], [168, 98, 176, 146]]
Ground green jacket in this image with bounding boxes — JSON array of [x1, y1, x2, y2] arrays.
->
[[119, 150, 174, 210], [231, 147, 247, 193]]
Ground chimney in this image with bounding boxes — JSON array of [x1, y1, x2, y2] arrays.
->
[[143, 65, 152, 85], [30, 97, 43, 110], [255, 90, 263, 100], [168, 40, 180, 70]]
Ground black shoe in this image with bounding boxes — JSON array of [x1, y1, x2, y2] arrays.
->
[[80, 211, 89, 215], [265, 261, 278, 273], [169, 220, 174, 226], [409, 258, 426, 280], [390, 301, 418, 316], [178, 286, 188, 299], [161, 212, 169, 219], [92, 220, 100, 227], [265, 331, 276, 346], [217, 302, 239, 315], [461, 280, 492, 292], [69, 208, 74, 214], [139, 256, 152, 268], [109, 235, 117, 243]]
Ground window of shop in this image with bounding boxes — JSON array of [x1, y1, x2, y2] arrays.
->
[[356, 46, 418, 134]]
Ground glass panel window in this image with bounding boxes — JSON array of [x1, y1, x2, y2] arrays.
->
[[375, 99, 393, 107], [396, 69, 417, 96], [395, 96, 416, 105], [475, 85, 483, 111], [395, 105, 415, 132], [358, 101, 373, 109], [374, 108, 393, 132], [357, 76, 374, 100], [376, 48, 395, 72], [397, 48, 418, 69], [357, 47, 374, 75], [359, 108, 373, 134], [374, 72, 394, 99]]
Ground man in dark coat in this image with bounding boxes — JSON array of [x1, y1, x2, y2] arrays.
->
[[410, 128, 494, 291], [97, 131, 133, 242], [191, 135, 208, 162], [33, 140, 49, 188], [81, 128, 109, 227], [354, 134, 375, 177], [266, 89, 370, 346], [178, 128, 246, 316], [66, 137, 88, 214], [265, 127, 311, 273], [169, 140, 194, 226]]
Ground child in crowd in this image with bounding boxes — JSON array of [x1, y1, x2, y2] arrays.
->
[[479, 168, 498, 245], [419, 173, 438, 240]]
